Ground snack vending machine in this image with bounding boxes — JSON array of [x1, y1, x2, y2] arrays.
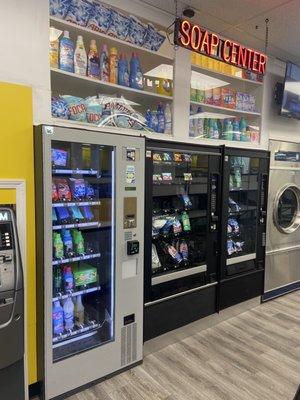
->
[[219, 147, 269, 309], [35, 125, 145, 399], [144, 139, 222, 340]]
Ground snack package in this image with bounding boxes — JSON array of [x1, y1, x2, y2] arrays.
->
[[153, 174, 162, 182], [183, 173, 192, 181], [196, 89, 205, 103], [212, 88, 221, 106], [152, 218, 168, 231], [152, 244, 161, 270], [65, 0, 93, 26], [55, 179, 72, 201], [182, 153, 192, 162], [49, 0, 70, 18], [85, 182, 95, 199], [69, 178, 86, 200], [236, 92, 244, 110], [227, 239, 235, 255], [162, 172, 172, 181], [228, 218, 239, 233], [127, 16, 147, 46], [235, 241, 244, 252], [227, 223, 232, 234], [107, 9, 130, 40], [249, 94, 256, 112], [173, 218, 182, 235], [69, 205, 84, 220], [221, 88, 236, 109], [52, 149, 68, 167], [56, 206, 70, 221], [52, 208, 58, 222], [204, 89, 213, 105], [51, 97, 70, 119], [61, 95, 86, 121], [81, 205, 94, 220], [87, 2, 111, 33], [243, 93, 250, 111], [143, 24, 166, 51], [180, 194, 193, 209], [161, 218, 173, 235], [52, 182, 59, 202], [173, 153, 182, 162], [153, 153, 162, 162], [85, 96, 102, 125], [179, 239, 188, 261], [162, 152, 172, 162]]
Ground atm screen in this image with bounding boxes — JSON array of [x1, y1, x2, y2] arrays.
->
[[0, 224, 13, 251]]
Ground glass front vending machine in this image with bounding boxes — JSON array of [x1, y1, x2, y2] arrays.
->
[[144, 139, 222, 341], [35, 125, 145, 400], [219, 147, 269, 310]]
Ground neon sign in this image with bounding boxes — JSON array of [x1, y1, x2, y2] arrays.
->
[[174, 18, 267, 75]]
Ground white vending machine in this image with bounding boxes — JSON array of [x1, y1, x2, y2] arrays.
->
[[35, 125, 144, 399]]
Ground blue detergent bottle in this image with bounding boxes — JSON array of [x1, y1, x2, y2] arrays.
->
[[61, 229, 74, 257], [145, 109, 152, 129], [59, 30, 74, 73], [118, 53, 129, 87], [52, 300, 64, 335], [157, 103, 165, 133], [129, 52, 144, 90]]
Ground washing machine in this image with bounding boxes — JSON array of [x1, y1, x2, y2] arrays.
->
[[263, 140, 300, 300]]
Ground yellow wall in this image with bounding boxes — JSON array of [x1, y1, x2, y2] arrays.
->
[[0, 82, 36, 384]]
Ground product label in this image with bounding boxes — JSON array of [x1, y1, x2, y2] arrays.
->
[[126, 165, 136, 184]]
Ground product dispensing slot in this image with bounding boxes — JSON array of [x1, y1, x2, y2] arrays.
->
[[209, 173, 219, 231], [123, 197, 137, 229]]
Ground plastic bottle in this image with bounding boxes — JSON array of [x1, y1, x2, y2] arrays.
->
[[63, 297, 74, 330], [87, 39, 100, 79], [240, 117, 250, 142], [99, 44, 109, 82], [63, 266, 74, 291], [74, 295, 85, 327], [52, 300, 64, 335], [157, 103, 165, 133], [72, 230, 85, 254], [49, 26, 59, 69], [129, 52, 144, 90], [59, 30, 74, 73], [164, 103, 172, 134], [233, 119, 241, 141], [181, 212, 191, 232], [61, 229, 74, 257], [208, 118, 215, 139], [163, 242, 182, 264], [223, 119, 233, 141], [213, 119, 219, 139], [118, 53, 129, 87], [53, 232, 64, 259], [109, 47, 118, 84], [53, 267, 62, 295], [189, 106, 195, 137], [150, 110, 158, 132], [179, 239, 189, 262], [195, 107, 204, 137], [145, 109, 152, 129], [74, 35, 87, 76], [203, 118, 209, 138]]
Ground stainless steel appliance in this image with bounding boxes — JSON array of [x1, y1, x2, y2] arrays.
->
[[35, 125, 145, 399], [0, 207, 24, 400], [263, 140, 300, 300]]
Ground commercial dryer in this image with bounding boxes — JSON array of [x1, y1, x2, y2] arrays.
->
[[264, 140, 300, 300]]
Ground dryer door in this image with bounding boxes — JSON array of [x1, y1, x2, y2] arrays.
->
[[274, 184, 300, 234]]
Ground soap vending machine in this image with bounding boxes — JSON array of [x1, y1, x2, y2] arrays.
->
[[35, 125, 145, 399]]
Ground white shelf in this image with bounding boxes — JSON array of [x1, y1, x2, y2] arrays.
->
[[52, 168, 98, 175], [50, 16, 173, 60], [53, 322, 100, 345], [53, 286, 101, 302], [190, 101, 261, 117], [52, 201, 101, 208], [53, 221, 101, 230], [191, 64, 263, 86], [52, 252, 101, 266], [51, 68, 173, 102]]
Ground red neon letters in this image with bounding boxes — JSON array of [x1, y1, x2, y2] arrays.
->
[[177, 19, 267, 75]]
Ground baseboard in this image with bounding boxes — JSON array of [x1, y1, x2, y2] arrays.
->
[[262, 281, 300, 302]]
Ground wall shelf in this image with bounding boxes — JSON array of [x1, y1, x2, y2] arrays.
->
[[190, 101, 261, 117]]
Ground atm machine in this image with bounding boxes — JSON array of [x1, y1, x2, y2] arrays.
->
[[0, 207, 25, 399]]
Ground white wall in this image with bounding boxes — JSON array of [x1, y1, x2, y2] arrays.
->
[[0, 0, 51, 123], [263, 58, 300, 144]]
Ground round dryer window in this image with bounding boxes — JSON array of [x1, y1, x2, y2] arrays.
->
[[274, 185, 300, 233]]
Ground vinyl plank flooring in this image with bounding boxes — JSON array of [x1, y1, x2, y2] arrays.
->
[[67, 291, 300, 400]]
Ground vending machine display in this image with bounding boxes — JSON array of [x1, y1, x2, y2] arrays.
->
[[35, 125, 145, 399], [219, 148, 269, 309], [144, 140, 221, 340]]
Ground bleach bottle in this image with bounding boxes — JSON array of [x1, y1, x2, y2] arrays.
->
[[59, 30, 74, 73], [118, 53, 129, 87], [129, 52, 143, 90], [157, 103, 165, 133], [100, 44, 109, 82], [53, 300, 64, 335]]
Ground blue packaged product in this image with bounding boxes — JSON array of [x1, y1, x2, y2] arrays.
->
[[180, 194, 192, 209], [69, 206, 84, 220], [52, 208, 58, 222], [118, 54, 130, 87], [65, 0, 93, 26], [82, 206, 94, 220], [85, 97, 102, 125], [52, 301, 64, 336], [69, 178, 86, 199], [49, 0, 70, 19], [56, 207, 70, 222], [145, 109, 152, 130], [150, 111, 158, 132], [87, 2, 111, 33], [227, 239, 235, 255], [85, 182, 95, 199], [228, 218, 239, 233], [61, 95, 86, 122], [59, 31, 74, 72], [235, 241, 244, 252], [52, 148, 68, 167], [127, 16, 147, 46], [157, 104, 165, 133], [228, 197, 241, 213], [61, 229, 74, 256], [144, 23, 166, 51], [51, 97, 70, 119], [107, 9, 130, 40], [129, 52, 143, 90]]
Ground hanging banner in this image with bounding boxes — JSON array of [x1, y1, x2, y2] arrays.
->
[[174, 18, 267, 75]]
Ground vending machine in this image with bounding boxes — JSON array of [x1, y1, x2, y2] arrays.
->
[[144, 139, 222, 341], [35, 125, 145, 399], [219, 147, 269, 310]]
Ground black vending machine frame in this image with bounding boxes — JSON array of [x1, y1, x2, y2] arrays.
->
[[144, 139, 222, 341], [218, 147, 270, 310]]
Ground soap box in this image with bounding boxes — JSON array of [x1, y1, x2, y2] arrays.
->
[[87, 1, 111, 33]]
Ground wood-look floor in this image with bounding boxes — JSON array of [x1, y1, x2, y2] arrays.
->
[[68, 291, 300, 400]]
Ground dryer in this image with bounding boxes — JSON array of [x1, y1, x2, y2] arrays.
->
[[264, 140, 300, 300]]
